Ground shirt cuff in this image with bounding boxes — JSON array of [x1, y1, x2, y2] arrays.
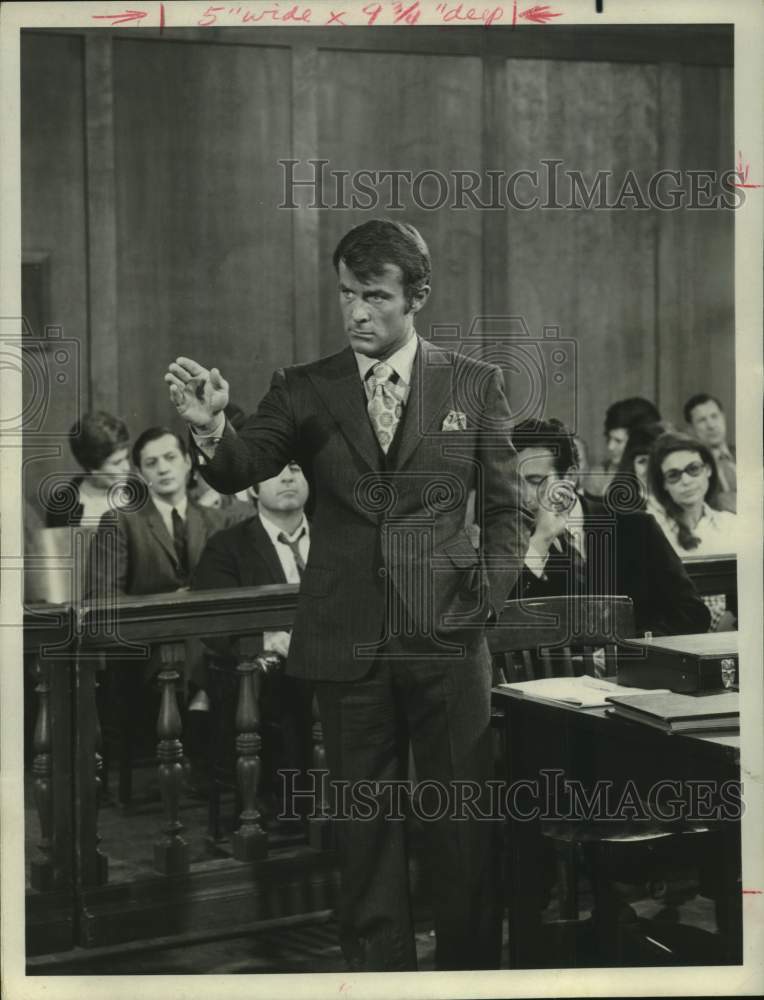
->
[[191, 412, 226, 462], [191, 412, 226, 440]]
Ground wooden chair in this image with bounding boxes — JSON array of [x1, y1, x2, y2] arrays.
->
[[489, 595, 717, 965]]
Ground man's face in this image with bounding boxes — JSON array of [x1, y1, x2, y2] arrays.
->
[[338, 260, 429, 360], [689, 400, 726, 447], [513, 447, 574, 517], [90, 446, 130, 490], [606, 428, 628, 464], [256, 462, 309, 515], [138, 434, 191, 499]]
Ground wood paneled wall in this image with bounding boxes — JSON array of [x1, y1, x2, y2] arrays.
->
[[21, 25, 734, 501]]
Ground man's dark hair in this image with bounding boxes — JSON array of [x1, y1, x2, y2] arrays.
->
[[511, 418, 578, 476], [683, 392, 724, 424], [131, 426, 188, 469], [648, 431, 720, 550], [332, 219, 431, 308], [616, 420, 665, 474], [604, 397, 661, 434], [69, 411, 130, 472]]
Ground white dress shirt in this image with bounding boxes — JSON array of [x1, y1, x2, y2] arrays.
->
[[650, 501, 737, 557], [258, 511, 310, 584]]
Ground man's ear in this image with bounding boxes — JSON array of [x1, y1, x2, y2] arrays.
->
[[409, 284, 431, 315]]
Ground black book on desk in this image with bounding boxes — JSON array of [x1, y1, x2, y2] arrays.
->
[[606, 690, 739, 734], [617, 631, 738, 692]]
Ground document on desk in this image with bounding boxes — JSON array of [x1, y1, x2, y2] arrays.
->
[[500, 675, 670, 709]]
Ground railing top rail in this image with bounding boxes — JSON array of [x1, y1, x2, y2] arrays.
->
[[26, 584, 300, 649]]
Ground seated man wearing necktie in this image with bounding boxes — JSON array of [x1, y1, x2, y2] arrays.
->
[[89, 426, 227, 599], [87, 427, 229, 799], [191, 462, 313, 816], [683, 392, 737, 513], [510, 417, 710, 637]]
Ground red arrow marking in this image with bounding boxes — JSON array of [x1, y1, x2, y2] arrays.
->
[[92, 10, 148, 25], [519, 4, 562, 22]]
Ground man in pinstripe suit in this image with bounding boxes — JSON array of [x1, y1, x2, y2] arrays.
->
[[166, 220, 527, 971]]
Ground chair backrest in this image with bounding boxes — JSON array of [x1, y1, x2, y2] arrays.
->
[[24, 525, 98, 605], [488, 595, 636, 682]]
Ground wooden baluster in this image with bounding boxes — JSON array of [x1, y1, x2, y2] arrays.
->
[[308, 692, 332, 852], [153, 641, 189, 875], [91, 667, 108, 884], [232, 656, 268, 861], [30, 657, 54, 891]]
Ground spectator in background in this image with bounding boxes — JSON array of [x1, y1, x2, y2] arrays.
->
[[648, 431, 737, 630], [88, 426, 228, 599], [86, 427, 230, 798], [191, 462, 313, 810], [589, 397, 662, 498], [510, 418, 709, 637], [684, 393, 736, 513], [605, 421, 666, 513], [44, 411, 131, 527]]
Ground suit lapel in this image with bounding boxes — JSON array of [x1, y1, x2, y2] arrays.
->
[[394, 340, 456, 471], [141, 501, 179, 570], [249, 516, 288, 584], [307, 347, 381, 471]]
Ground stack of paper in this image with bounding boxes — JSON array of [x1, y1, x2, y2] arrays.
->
[[606, 690, 740, 733], [500, 675, 669, 709]]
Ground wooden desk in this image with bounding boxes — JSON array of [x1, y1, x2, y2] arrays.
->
[[492, 685, 741, 968]]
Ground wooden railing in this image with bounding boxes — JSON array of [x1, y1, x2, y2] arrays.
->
[[24, 586, 338, 957], [682, 553, 737, 600]]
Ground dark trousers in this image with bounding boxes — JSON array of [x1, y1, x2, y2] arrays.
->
[[314, 640, 501, 972]]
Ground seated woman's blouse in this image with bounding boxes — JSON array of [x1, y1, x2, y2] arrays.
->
[[648, 500, 737, 558], [647, 499, 737, 630]]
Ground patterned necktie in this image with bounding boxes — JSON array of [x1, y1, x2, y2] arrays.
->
[[171, 507, 189, 580], [366, 362, 405, 454], [277, 527, 307, 579]]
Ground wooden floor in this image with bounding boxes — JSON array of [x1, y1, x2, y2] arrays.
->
[[25, 761, 723, 974]]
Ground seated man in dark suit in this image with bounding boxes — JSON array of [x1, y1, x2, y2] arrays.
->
[[191, 462, 313, 815], [89, 425, 228, 598], [510, 418, 710, 637], [88, 426, 229, 698]]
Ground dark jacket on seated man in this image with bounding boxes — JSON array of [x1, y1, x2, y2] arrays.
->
[[86, 428, 228, 694], [510, 418, 710, 637], [88, 487, 227, 597], [191, 463, 313, 808], [514, 494, 711, 636]]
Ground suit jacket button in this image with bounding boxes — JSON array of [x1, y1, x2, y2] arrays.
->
[[378, 568, 387, 578]]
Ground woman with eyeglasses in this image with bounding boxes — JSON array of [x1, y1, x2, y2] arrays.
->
[[647, 432, 737, 629]]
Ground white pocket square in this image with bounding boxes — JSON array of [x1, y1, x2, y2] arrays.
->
[[442, 410, 467, 431]]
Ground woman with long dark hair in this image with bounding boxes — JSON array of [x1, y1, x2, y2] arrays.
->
[[647, 432, 735, 555], [648, 432, 737, 629]]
